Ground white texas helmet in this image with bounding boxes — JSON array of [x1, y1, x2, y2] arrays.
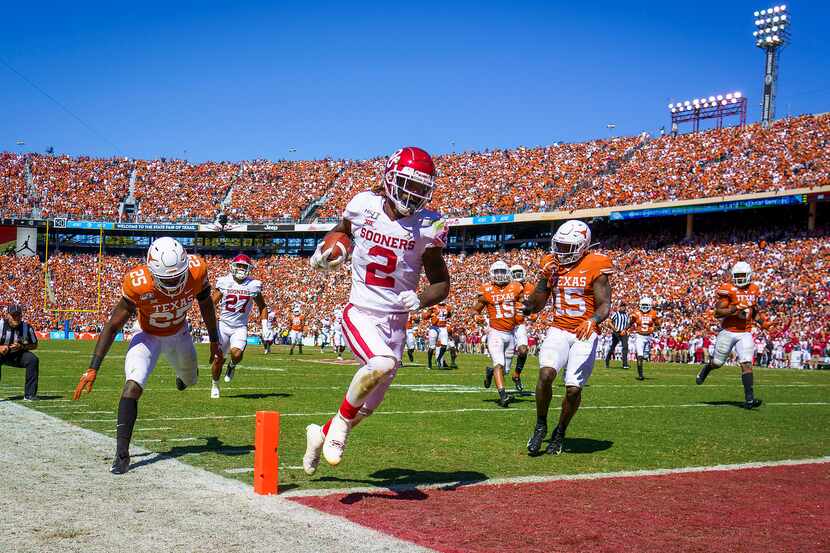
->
[[639, 296, 653, 312], [552, 220, 591, 265], [731, 261, 752, 287], [146, 237, 190, 296], [489, 261, 511, 285], [510, 264, 526, 282]]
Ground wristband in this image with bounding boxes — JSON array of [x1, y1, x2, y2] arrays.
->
[[89, 354, 103, 370]]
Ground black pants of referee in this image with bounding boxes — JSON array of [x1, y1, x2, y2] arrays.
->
[[0, 351, 39, 398], [605, 332, 629, 368]]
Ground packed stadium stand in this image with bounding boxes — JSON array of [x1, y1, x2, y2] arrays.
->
[[2, 225, 827, 364], [2, 114, 828, 223]]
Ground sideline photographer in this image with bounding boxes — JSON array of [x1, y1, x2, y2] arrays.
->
[[0, 304, 40, 400]]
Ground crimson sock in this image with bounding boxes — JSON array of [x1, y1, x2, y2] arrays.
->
[[322, 417, 332, 435], [338, 396, 360, 420]]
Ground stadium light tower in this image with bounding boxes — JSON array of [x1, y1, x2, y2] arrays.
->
[[668, 92, 747, 133], [753, 5, 790, 127]]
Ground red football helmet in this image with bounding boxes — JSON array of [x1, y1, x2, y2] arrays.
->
[[382, 146, 436, 216], [231, 253, 254, 281]]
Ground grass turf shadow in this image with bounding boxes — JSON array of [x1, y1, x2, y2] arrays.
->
[[2, 394, 63, 401], [315, 468, 489, 504], [702, 400, 751, 408], [228, 392, 292, 400], [127, 436, 252, 470]]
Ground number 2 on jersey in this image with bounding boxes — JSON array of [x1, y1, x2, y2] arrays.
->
[[365, 245, 397, 288]]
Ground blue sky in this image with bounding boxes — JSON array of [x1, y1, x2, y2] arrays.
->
[[1, 1, 828, 162]]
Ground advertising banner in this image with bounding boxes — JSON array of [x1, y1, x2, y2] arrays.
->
[[609, 194, 806, 221]]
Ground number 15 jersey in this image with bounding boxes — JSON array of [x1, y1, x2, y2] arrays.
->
[[344, 191, 447, 313], [541, 251, 614, 334]]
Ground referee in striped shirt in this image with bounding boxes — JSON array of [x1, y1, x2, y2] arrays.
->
[[0, 304, 40, 400], [605, 303, 630, 369]]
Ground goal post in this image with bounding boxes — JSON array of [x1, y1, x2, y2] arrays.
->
[[43, 220, 104, 314]]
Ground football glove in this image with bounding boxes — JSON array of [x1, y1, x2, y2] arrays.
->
[[309, 243, 345, 272], [73, 368, 97, 400], [574, 319, 596, 341], [397, 290, 421, 312]]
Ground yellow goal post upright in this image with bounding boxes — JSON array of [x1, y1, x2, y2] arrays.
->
[[42, 219, 105, 315]]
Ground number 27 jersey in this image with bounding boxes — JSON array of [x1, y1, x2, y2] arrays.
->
[[216, 274, 262, 328], [344, 191, 447, 313]]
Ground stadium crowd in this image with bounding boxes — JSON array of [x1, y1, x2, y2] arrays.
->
[[2, 225, 827, 368], [2, 114, 828, 223]]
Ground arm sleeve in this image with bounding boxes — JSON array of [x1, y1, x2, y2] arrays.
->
[[425, 217, 448, 249], [342, 194, 364, 224], [122, 273, 141, 304], [27, 323, 38, 345]]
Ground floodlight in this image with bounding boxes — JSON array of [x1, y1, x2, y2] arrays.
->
[[716, 95, 723, 100], [684, 100, 691, 106], [735, 91, 742, 98], [760, 9, 766, 15]]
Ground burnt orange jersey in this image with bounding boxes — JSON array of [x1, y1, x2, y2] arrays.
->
[[631, 309, 660, 335], [406, 315, 419, 330], [122, 255, 209, 336], [541, 252, 614, 333], [290, 315, 305, 331], [717, 282, 761, 333], [478, 281, 523, 332], [429, 305, 452, 327]]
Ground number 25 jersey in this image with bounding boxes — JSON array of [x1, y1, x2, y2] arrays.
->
[[122, 255, 209, 336], [344, 191, 447, 313]]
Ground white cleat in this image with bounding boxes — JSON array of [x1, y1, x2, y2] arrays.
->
[[303, 424, 325, 475], [337, 356, 343, 361], [210, 382, 220, 399], [322, 413, 351, 466]]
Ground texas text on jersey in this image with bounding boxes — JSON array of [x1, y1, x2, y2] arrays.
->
[[541, 252, 615, 333], [216, 274, 263, 327], [122, 255, 209, 336], [717, 282, 761, 333], [631, 309, 660, 335], [344, 191, 446, 313], [479, 281, 523, 332]]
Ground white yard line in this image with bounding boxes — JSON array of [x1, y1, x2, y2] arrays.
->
[[67, 401, 830, 424], [282, 456, 830, 498]]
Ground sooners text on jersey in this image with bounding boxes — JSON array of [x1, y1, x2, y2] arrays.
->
[[216, 274, 262, 327], [717, 282, 761, 333], [541, 252, 614, 334], [344, 191, 446, 312], [122, 255, 209, 336]]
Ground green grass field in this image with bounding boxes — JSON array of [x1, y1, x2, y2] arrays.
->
[[3, 341, 829, 493]]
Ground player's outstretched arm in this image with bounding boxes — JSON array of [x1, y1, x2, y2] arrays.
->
[[197, 286, 223, 365], [523, 276, 551, 315], [418, 247, 450, 310], [73, 297, 136, 400]]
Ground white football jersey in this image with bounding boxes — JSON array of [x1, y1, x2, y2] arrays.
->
[[216, 274, 262, 327], [321, 317, 331, 331], [344, 191, 446, 313], [333, 308, 343, 328]]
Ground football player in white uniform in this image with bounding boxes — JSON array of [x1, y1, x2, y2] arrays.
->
[[320, 316, 332, 353], [262, 309, 276, 354], [304, 146, 450, 474], [210, 254, 267, 398], [331, 305, 346, 360]]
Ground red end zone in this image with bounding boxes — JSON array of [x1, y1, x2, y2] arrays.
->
[[292, 461, 830, 553]]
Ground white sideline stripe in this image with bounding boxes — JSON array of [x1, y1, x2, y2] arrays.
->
[[68, 401, 830, 423], [281, 456, 830, 498]]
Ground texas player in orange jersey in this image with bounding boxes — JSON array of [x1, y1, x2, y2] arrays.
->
[[522, 220, 613, 455], [473, 261, 524, 407], [696, 261, 767, 409], [426, 302, 453, 369], [510, 264, 536, 391], [72, 237, 222, 474], [288, 305, 305, 355], [629, 296, 661, 381]]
